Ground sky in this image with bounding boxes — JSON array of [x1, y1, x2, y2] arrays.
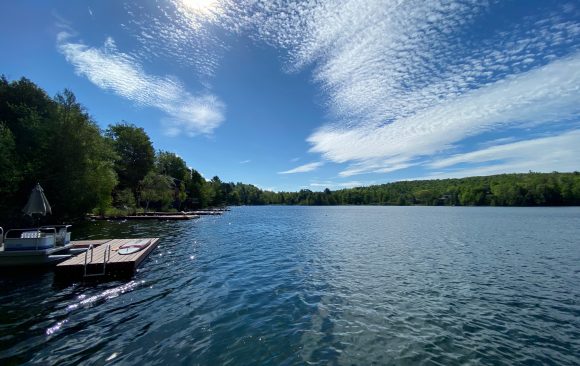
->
[[1, 0, 579, 192]]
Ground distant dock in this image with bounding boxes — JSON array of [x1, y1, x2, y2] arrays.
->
[[146, 210, 225, 216], [55, 238, 160, 280], [88, 209, 227, 221], [186, 210, 223, 216], [89, 214, 200, 221]]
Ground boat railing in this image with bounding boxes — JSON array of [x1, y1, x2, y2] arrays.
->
[[0, 227, 3, 245], [4, 227, 57, 251], [40, 225, 72, 246]]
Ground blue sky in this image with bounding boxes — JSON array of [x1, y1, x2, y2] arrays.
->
[[1, 0, 579, 192]]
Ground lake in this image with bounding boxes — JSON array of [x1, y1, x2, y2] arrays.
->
[[0, 206, 579, 365]]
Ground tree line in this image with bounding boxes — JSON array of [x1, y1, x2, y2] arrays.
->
[[1, 76, 579, 225], [250, 172, 580, 206]]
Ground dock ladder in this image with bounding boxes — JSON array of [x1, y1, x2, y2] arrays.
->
[[83, 243, 111, 277]]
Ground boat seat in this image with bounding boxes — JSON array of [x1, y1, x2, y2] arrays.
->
[[21, 231, 41, 239]]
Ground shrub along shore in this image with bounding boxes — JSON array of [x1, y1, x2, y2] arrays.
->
[[1, 76, 579, 225]]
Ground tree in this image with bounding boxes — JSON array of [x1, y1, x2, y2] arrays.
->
[[0, 123, 18, 198], [154, 151, 190, 209], [156, 151, 188, 182], [114, 188, 137, 211], [0, 76, 55, 219], [44, 90, 118, 218], [140, 172, 174, 211], [184, 169, 207, 208], [414, 189, 435, 205], [209, 176, 225, 206], [106, 122, 155, 198]]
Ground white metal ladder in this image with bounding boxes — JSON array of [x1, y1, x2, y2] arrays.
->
[[83, 243, 111, 277]]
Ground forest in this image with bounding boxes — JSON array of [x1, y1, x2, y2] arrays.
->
[[1, 76, 579, 224], [259, 172, 580, 207]]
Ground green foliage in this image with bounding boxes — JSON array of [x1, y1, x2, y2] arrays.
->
[[113, 188, 137, 211], [154, 151, 190, 210], [183, 169, 211, 209], [187, 172, 580, 207], [106, 122, 155, 197], [156, 151, 188, 182], [140, 172, 174, 211], [209, 176, 225, 206], [245, 172, 580, 207], [0, 123, 19, 199], [45, 90, 118, 218], [0, 77, 118, 222]]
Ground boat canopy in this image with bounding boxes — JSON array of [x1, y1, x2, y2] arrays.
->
[[22, 183, 52, 216]]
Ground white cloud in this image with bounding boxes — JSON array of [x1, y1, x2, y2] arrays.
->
[[220, 1, 580, 177], [57, 33, 225, 135], [310, 180, 373, 189], [278, 162, 323, 174], [309, 53, 580, 176], [237, 1, 578, 118], [239, 159, 251, 164], [477, 137, 517, 148], [124, 0, 228, 76], [425, 130, 580, 177], [337, 156, 416, 177]]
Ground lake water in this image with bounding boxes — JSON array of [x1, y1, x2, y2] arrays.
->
[[0, 206, 579, 365]]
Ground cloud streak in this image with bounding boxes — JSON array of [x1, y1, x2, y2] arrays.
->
[[309, 53, 580, 175], [278, 162, 324, 174], [310, 180, 374, 190], [426, 130, 580, 177], [57, 32, 225, 136]]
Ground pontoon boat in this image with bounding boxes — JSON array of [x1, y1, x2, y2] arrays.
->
[[0, 225, 85, 267]]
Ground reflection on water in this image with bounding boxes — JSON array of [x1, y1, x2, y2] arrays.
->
[[0, 207, 579, 365]]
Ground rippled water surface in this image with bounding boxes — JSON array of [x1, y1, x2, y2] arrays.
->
[[1, 206, 579, 365]]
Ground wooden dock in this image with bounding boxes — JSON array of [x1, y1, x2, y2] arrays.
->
[[55, 238, 160, 280], [86, 208, 228, 221], [139, 211, 223, 216], [89, 215, 199, 221], [185, 210, 222, 216], [69, 239, 113, 248]]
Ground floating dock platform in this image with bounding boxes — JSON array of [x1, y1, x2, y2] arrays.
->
[[86, 208, 227, 221], [89, 215, 199, 221], [139, 211, 223, 216], [55, 238, 160, 280], [187, 210, 222, 216]]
